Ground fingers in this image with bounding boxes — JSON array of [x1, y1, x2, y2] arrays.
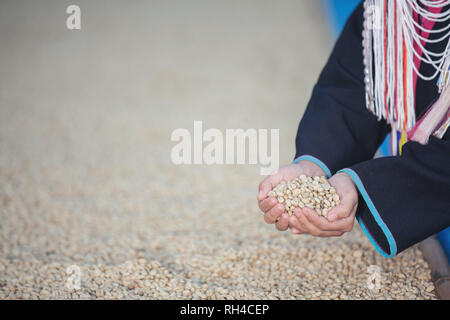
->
[[326, 205, 347, 222], [258, 175, 277, 201], [288, 211, 307, 234], [291, 210, 320, 235], [327, 201, 358, 222], [263, 203, 285, 224], [275, 213, 289, 231], [290, 209, 346, 237], [315, 230, 343, 237], [289, 227, 304, 235], [302, 208, 354, 233], [287, 209, 306, 235], [258, 197, 277, 213]]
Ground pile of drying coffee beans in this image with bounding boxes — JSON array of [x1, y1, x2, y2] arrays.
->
[[268, 175, 340, 218]]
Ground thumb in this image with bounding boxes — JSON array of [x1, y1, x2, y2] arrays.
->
[[327, 205, 347, 222], [327, 198, 356, 222]]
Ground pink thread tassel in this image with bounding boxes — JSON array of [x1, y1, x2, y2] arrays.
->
[[408, 84, 450, 145]]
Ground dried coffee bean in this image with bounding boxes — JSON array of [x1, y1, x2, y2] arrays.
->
[[268, 176, 340, 217]]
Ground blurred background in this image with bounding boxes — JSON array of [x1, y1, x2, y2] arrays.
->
[[0, 0, 440, 300]]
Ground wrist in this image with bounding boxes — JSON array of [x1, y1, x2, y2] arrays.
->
[[293, 155, 331, 178]]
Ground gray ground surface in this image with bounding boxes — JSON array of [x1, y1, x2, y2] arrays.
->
[[0, 0, 436, 299]]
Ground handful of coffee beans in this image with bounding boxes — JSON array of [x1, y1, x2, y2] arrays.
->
[[268, 175, 340, 218]]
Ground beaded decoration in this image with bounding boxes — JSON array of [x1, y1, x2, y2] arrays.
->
[[362, 0, 450, 153]]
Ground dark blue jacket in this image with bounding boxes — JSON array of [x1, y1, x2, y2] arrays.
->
[[294, 3, 450, 257]]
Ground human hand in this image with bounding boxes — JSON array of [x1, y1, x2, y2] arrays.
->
[[257, 160, 326, 232], [288, 171, 358, 237]]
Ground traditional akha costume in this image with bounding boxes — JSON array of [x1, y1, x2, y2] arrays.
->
[[294, 0, 450, 257]]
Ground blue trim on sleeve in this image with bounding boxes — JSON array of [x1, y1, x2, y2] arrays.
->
[[293, 155, 332, 178], [338, 168, 397, 258]]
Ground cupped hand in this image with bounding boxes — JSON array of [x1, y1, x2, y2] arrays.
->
[[257, 160, 326, 232]]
